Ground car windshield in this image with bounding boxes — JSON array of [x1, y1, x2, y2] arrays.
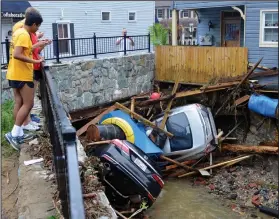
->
[[166, 112, 193, 151]]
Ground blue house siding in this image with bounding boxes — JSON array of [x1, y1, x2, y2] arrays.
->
[[245, 1, 278, 67], [174, 1, 278, 68], [174, 1, 246, 10], [197, 7, 245, 47]]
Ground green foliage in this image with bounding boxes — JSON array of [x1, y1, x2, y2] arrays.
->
[[148, 23, 169, 46], [1, 100, 16, 157]]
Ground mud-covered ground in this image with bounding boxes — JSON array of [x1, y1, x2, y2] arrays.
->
[[189, 155, 278, 218]]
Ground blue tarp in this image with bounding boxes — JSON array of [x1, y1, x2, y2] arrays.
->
[[100, 110, 163, 155], [248, 94, 278, 118]]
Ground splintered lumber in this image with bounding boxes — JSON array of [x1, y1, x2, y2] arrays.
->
[[87, 140, 111, 146], [234, 95, 250, 106], [77, 105, 117, 136], [222, 144, 278, 155], [165, 160, 197, 171], [160, 81, 180, 129], [130, 98, 135, 119], [115, 102, 173, 138], [175, 88, 226, 99], [200, 82, 239, 90], [215, 57, 263, 116], [248, 63, 270, 70], [136, 94, 175, 106], [160, 155, 209, 176], [178, 155, 253, 178]]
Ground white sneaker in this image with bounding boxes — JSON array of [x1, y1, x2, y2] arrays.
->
[[30, 120, 41, 127], [22, 123, 40, 131]]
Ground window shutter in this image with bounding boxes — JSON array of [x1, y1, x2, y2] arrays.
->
[[70, 23, 75, 55], [52, 23, 58, 57]]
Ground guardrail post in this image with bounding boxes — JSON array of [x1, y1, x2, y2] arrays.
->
[[148, 33, 151, 53], [93, 33, 97, 59], [55, 34, 60, 63], [5, 37, 10, 64], [124, 32, 127, 56]]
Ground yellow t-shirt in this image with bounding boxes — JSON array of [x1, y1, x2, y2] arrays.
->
[[12, 19, 25, 34], [6, 28, 33, 82]]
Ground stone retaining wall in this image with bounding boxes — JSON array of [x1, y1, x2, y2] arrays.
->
[[1, 53, 155, 110], [48, 53, 155, 112]]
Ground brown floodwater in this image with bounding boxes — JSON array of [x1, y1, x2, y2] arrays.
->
[[146, 179, 272, 219]]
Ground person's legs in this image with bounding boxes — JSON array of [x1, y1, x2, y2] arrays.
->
[[16, 83, 34, 126], [5, 81, 36, 150], [22, 71, 40, 129], [12, 88, 23, 121]]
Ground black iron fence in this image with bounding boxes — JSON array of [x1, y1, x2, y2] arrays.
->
[[2, 33, 150, 65], [40, 65, 85, 218]]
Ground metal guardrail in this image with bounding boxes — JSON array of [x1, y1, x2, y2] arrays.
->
[[40, 65, 85, 218], [2, 33, 151, 65]]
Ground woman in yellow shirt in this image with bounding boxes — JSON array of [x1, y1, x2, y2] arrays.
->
[[5, 10, 46, 150]]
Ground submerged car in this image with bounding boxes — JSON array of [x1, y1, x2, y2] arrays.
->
[[149, 104, 218, 161], [91, 139, 164, 210]]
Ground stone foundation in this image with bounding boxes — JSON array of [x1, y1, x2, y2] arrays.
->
[[48, 53, 155, 112]]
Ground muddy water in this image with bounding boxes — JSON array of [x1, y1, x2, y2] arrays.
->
[[146, 179, 270, 219]]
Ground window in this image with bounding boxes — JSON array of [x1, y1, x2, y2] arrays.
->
[[102, 11, 111, 21], [168, 9, 172, 18], [57, 23, 71, 54], [128, 11, 136, 22], [157, 9, 164, 19], [166, 112, 193, 151], [181, 10, 189, 18], [260, 10, 278, 47], [52, 22, 75, 56]]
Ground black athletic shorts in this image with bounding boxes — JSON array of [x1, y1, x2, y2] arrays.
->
[[8, 80, 34, 89], [34, 70, 42, 81]]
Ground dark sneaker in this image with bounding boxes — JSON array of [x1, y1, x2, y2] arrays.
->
[[4, 132, 23, 151], [22, 133, 36, 142], [31, 114, 40, 123]]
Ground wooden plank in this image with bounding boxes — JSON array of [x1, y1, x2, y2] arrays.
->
[[114, 102, 173, 138], [222, 144, 278, 154], [234, 95, 250, 106], [159, 80, 180, 129], [178, 155, 253, 178], [76, 105, 117, 137]]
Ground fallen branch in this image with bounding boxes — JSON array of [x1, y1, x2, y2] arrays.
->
[[6, 172, 9, 184], [178, 155, 253, 178], [222, 144, 278, 154]]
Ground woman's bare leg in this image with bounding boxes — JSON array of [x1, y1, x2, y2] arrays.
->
[[13, 88, 23, 120], [22, 80, 38, 126], [15, 84, 34, 127]]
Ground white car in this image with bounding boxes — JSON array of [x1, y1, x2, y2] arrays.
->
[[149, 104, 218, 162]]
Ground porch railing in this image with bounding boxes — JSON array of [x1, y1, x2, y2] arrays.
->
[[40, 65, 85, 218]]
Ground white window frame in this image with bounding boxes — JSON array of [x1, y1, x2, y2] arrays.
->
[[157, 8, 164, 19], [128, 11, 137, 22], [259, 9, 278, 48], [168, 9, 172, 19], [101, 11, 111, 22], [56, 20, 72, 55], [181, 10, 189, 18]]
